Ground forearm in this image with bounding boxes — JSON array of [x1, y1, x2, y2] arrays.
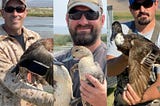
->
[[15, 88, 54, 106], [2, 68, 54, 105], [142, 74, 160, 103], [107, 55, 128, 76]]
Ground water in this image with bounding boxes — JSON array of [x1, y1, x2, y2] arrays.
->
[[27, 0, 53, 8], [0, 17, 53, 38]]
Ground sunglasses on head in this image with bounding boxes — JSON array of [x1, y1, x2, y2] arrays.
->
[[68, 9, 100, 20], [130, 0, 155, 10], [4, 5, 26, 13]]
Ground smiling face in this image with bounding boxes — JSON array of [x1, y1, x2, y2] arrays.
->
[[66, 6, 105, 46], [1, 0, 27, 35]]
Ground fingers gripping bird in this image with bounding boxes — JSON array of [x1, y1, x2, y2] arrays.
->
[[70, 46, 104, 106], [111, 21, 160, 98]]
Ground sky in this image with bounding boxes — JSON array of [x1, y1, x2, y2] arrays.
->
[[54, 0, 108, 34], [27, 0, 53, 8], [54, 0, 68, 27]]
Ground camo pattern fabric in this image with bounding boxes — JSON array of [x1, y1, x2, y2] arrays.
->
[[0, 25, 43, 106]]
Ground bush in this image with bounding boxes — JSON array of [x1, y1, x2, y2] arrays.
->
[[54, 34, 107, 46], [27, 8, 53, 17], [101, 34, 107, 43], [54, 35, 71, 45]]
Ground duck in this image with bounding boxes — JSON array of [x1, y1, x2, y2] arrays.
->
[[12, 38, 74, 106], [111, 21, 160, 98], [70, 46, 104, 106], [11, 38, 54, 86]]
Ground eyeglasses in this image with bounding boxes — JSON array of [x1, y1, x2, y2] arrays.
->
[[4, 5, 26, 13], [130, 0, 154, 10], [68, 9, 100, 20]]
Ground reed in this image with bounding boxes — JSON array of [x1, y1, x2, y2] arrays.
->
[[27, 8, 53, 17]]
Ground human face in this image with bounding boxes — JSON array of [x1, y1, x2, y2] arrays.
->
[[66, 6, 105, 46], [1, 0, 27, 33], [130, 0, 158, 25]]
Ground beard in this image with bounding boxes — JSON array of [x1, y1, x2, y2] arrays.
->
[[69, 25, 99, 46], [137, 12, 151, 25]]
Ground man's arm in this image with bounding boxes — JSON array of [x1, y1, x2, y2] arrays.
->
[[122, 74, 160, 105], [3, 67, 54, 106], [107, 54, 128, 77]]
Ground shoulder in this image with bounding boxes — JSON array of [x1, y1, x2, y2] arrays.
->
[[22, 26, 41, 39]]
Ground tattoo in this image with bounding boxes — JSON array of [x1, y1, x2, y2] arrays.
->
[[157, 86, 160, 92]]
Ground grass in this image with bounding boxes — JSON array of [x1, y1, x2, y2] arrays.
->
[[113, 10, 160, 21], [113, 11, 133, 21], [54, 34, 72, 46], [27, 8, 53, 17], [0, 8, 53, 17], [54, 34, 107, 46], [107, 85, 116, 106]]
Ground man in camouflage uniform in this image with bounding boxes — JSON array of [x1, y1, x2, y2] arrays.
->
[[0, 0, 54, 106]]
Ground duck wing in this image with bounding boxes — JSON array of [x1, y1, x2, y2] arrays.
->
[[128, 38, 159, 97]]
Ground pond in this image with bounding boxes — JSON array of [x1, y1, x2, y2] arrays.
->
[[0, 16, 53, 38]]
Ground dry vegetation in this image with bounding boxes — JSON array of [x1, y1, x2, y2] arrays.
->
[[108, 0, 160, 21]]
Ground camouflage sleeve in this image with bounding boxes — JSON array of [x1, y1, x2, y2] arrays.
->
[[3, 69, 54, 106], [0, 46, 54, 105]]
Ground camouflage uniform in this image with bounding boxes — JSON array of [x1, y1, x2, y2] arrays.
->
[[0, 25, 54, 106]]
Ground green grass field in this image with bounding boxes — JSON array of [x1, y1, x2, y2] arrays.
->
[[0, 8, 53, 17], [28, 8, 53, 17], [113, 10, 160, 21], [107, 85, 116, 106]]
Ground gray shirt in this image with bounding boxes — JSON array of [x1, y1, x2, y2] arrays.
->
[[55, 42, 107, 105]]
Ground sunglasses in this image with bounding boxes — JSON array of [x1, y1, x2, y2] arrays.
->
[[68, 9, 100, 20], [4, 5, 26, 13], [130, 0, 154, 10]]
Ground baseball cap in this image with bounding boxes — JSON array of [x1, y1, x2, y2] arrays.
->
[[129, 0, 156, 5], [67, 0, 103, 13], [2, 0, 26, 8]]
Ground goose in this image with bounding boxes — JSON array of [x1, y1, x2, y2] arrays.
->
[[111, 21, 160, 98]]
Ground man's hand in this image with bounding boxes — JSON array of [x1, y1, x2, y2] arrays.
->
[[122, 84, 141, 105], [80, 74, 107, 106]]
